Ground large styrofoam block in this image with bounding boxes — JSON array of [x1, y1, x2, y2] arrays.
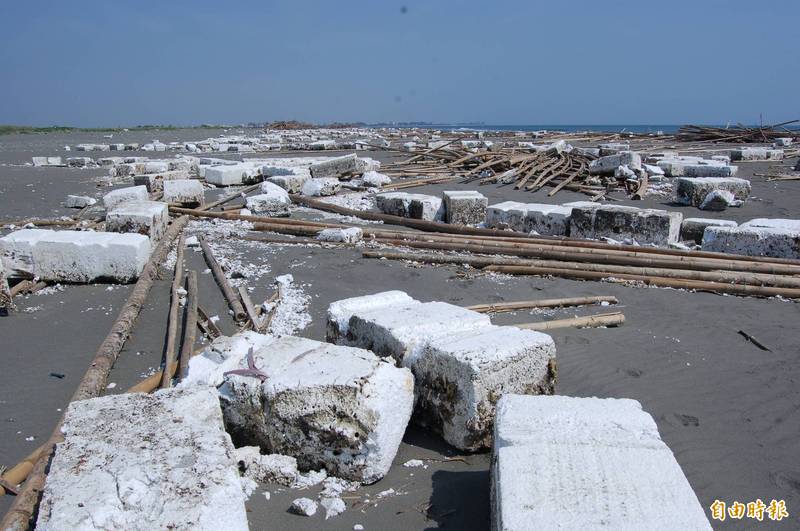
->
[[741, 218, 800, 231], [675, 177, 751, 206], [443, 190, 488, 225], [144, 161, 170, 173], [102, 185, 149, 210], [181, 331, 276, 388], [569, 205, 682, 246], [518, 203, 573, 236], [729, 147, 784, 161], [680, 217, 737, 244], [32, 156, 63, 167], [301, 177, 341, 196], [163, 179, 204, 206], [106, 200, 169, 241], [597, 142, 630, 156], [344, 300, 492, 364], [682, 164, 738, 177], [309, 154, 360, 178], [486, 201, 526, 230], [205, 164, 256, 186], [701, 225, 800, 259], [491, 395, 711, 531], [268, 173, 309, 194], [133, 170, 190, 192], [36, 387, 248, 531], [588, 151, 642, 175], [412, 326, 556, 451], [219, 336, 414, 484], [246, 182, 291, 215], [0, 229, 151, 283], [326, 290, 417, 343], [376, 192, 443, 221]]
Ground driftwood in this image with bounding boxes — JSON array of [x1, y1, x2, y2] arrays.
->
[[198, 235, 247, 322], [0, 216, 189, 528], [676, 121, 799, 143], [466, 296, 618, 313], [160, 234, 185, 389], [515, 311, 625, 331]]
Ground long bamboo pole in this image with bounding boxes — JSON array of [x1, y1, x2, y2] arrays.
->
[[466, 296, 618, 313], [178, 271, 198, 380], [515, 312, 625, 331], [198, 235, 247, 322], [0, 216, 189, 527], [160, 234, 185, 388]]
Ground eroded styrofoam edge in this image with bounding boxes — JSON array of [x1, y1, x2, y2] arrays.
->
[[327, 290, 417, 341]]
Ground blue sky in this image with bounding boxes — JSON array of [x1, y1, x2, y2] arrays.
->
[[0, 0, 797, 126]]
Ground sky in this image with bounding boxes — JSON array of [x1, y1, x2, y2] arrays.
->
[[0, 0, 797, 127]]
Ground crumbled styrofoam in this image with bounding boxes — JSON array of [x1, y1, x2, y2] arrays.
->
[[234, 447, 327, 488], [263, 274, 311, 336]]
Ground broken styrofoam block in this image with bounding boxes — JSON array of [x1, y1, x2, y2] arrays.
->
[[219, 335, 413, 484], [674, 177, 751, 206], [290, 498, 318, 517], [301, 177, 341, 197], [698, 189, 740, 211], [102, 185, 149, 210], [375, 192, 444, 221], [0, 229, 151, 283], [411, 325, 556, 451], [588, 151, 642, 175], [267, 173, 310, 194], [569, 205, 682, 246], [341, 299, 492, 364], [442, 190, 488, 225], [36, 387, 249, 531], [680, 218, 737, 244], [360, 170, 391, 188], [326, 290, 417, 343], [246, 182, 291, 216], [234, 447, 326, 488], [317, 227, 363, 244], [491, 395, 711, 531], [309, 154, 360, 178], [106, 200, 169, 241], [133, 170, 190, 192], [67, 156, 94, 167], [64, 195, 96, 209], [163, 179, 205, 207], [701, 225, 800, 259], [729, 147, 784, 161]]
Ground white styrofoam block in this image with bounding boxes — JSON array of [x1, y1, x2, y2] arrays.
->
[[375, 192, 444, 221], [309, 154, 360, 178], [102, 185, 149, 210], [326, 290, 417, 343], [729, 147, 783, 161], [486, 201, 526, 230], [344, 300, 492, 364], [701, 225, 800, 259], [675, 177, 750, 206], [65, 195, 96, 209], [106, 200, 169, 241], [181, 332, 276, 388], [412, 326, 556, 451], [267, 173, 309, 194], [0, 229, 151, 283], [680, 218, 738, 244], [205, 164, 257, 186], [442, 190, 488, 225], [163, 179, 205, 206], [36, 387, 249, 531], [360, 170, 391, 188], [219, 335, 414, 484], [246, 182, 291, 215], [301, 177, 341, 196], [569, 205, 682, 246], [144, 161, 170, 173], [492, 395, 711, 531], [316, 227, 363, 244], [588, 151, 642, 175]]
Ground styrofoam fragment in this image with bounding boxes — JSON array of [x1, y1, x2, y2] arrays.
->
[[317, 227, 363, 243], [65, 195, 96, 209]]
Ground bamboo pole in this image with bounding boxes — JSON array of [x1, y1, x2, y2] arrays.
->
[[201, 183, 261, 211], [178, 271, 198, 379], [198, 235, 247, 322], [160, 234, 185, 388], [466, 296, 618, 313], [0, 216, 189, 528], [515, 312, 625, 331], [238, 285, 264, 332], [197, 306, 222, 339]]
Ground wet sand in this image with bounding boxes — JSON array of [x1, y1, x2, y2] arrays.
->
[[1, 130, 799, 529]]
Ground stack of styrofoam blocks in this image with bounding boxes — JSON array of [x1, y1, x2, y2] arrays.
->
[[106, 201, 169, 240], [375, 192, 444, 221], [0, 229, 151, 283], [570, 204, 682, 246], [701, 218, 800, 259], [327, 291, 556, 451], [491, 395, 711, 530], [187, 334, 413, 484], [36, 387, 249, 530], [674, 177, 751, 206]]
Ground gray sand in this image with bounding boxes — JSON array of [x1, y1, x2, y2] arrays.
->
[[1, 130, 799, 530]]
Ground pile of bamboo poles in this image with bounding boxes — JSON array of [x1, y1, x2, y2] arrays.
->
[[676, 121, 799, 143]]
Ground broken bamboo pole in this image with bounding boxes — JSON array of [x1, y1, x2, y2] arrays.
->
[[197, 305, 222, 339], [466, 296, 618, 313], [201, 183, 261, 211], [514, 311, 625, 331], [238, 285, 264, 332], [0, 216, 189, 526], [160, 234, 185, 389], [198, 235, 247, 322], [178, 271, 198, 379]]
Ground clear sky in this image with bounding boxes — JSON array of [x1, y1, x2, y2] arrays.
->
[[1, 0, 797, 127]]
